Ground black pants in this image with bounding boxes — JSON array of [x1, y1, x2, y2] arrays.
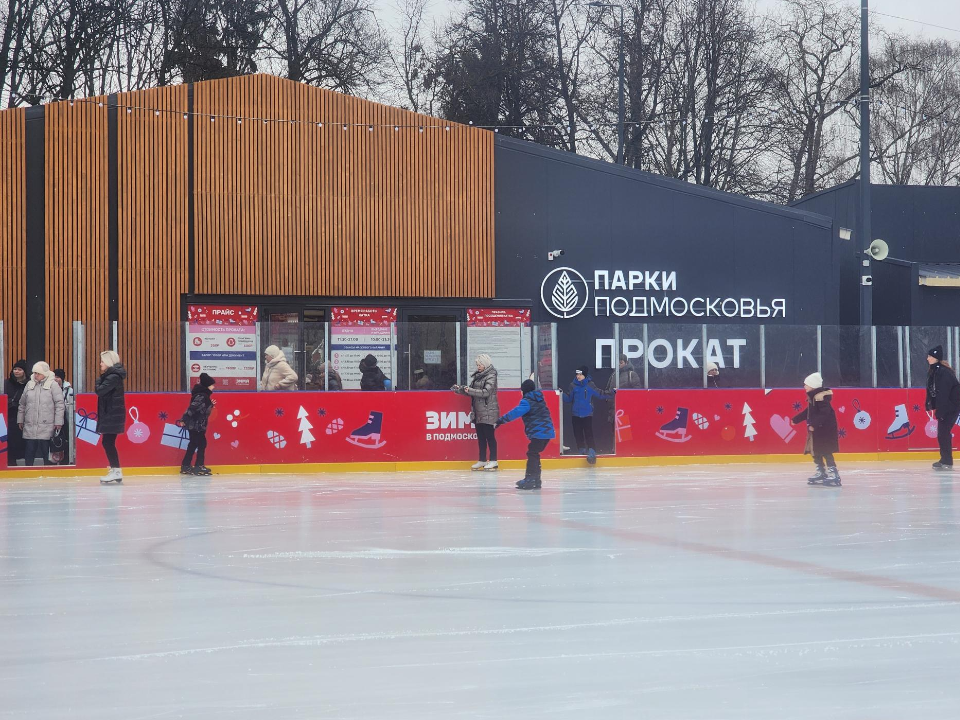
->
[[102, 433, 120, 468], [23, 438, 50, 466], [182, 429, 208, 467], [526, 439, 549, 480], [571, 415, 595, 451], [814, 452, 836, 469], [476, 423, 497, 462], [938, 415, 958, 465], [6, 422, 24, 465]]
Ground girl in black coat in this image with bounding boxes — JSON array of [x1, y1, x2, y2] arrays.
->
[[4, 359, 29, 466], [179, 373, 216, 475], [925, 345, 960, 470], [96, 350, 127, 484], [792, 372, 841, 486]]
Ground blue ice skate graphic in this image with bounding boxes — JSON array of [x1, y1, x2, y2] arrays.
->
[[346, 411, 387, 449]]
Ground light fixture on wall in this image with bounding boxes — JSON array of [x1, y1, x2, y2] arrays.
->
[[547, 249, 565, 261], [839, 227, 852, 240]]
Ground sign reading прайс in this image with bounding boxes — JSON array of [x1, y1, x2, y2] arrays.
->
[[186, 305, 259, 390]]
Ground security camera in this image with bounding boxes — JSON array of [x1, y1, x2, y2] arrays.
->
[[547, 249, 565, 261]]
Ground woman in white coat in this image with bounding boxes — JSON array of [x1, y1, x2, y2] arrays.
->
[[17, 362, 65, 467]]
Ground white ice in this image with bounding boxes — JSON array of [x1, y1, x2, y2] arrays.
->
[[2, 462, 960, 719]]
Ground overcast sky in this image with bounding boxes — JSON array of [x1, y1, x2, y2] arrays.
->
[[372, 0, 960, 43]]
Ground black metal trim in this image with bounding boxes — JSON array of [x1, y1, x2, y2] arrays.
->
[[24, 105, 45, 363], [107, 95, 119, 324], [187, 83, 195, 295]]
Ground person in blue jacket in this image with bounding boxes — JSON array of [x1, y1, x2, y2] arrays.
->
[[558, 365, 612, 464], [496, 379, 556, 490]]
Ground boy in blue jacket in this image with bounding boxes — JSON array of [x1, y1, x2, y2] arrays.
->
[[558, 365, 612, 464], [496, 379, 556, 490]]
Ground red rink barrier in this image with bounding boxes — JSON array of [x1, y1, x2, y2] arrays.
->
[[0, 388, 946, 472]]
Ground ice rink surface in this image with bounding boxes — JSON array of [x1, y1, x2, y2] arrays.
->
[[2, 462, 960, 719]]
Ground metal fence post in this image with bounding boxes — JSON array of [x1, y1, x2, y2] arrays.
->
[[897, 326, 904, 388], [871, 325, 878, 389], [614, 322, 620, 388], [702, 324, 708, 389], [111, 321, 118, 353], [816, 325, 822, 374], [759, 325, 766, 391], [551, 323, 558, 389], [642, 324, 649, 388], [0, 320, 5, 384], [73, 321, 86, 393], [905, 326, 912, 388]]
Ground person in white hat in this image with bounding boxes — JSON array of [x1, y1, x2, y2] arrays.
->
[[16, 361, 65, 467], [791, 372, 840, 486]]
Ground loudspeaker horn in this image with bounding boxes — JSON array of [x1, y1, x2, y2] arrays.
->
[[865, 239, 889, 261]]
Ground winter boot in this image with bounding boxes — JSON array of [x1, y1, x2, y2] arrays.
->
[[824, 466, 842, 486], [483, 461, 499, 471], [933, 461, 954, 471], [807, 466, 826, 484], [194, 466, 212, 476], [516, 477, 539, 490], [180, 465, 195, 475], [471, 461, 486, 471], [586, 448, 597, 465]]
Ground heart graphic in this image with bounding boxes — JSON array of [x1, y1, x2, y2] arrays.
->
[[213, 433, 221, 440], [714, 415, 720, 421], [769, 414, 797, 443], [231, 440, 239, 449], [838, 406, 846, 413]]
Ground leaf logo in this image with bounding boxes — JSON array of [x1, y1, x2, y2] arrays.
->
[[552, 272, 579, 313], [541, 267, 589, 318]]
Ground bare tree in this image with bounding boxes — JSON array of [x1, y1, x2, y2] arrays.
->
[[389, 0, 434, 112]]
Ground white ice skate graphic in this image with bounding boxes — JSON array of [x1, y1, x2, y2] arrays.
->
[[345, 411, 387, 449], [885, 403, 915, 440]]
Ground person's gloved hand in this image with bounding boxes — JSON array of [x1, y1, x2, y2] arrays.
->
[[495, 418, 504, 428]]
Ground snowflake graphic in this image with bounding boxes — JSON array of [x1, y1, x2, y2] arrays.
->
[[133, 427, 144, 438], [158, 411, 168, 421], [317, 408, 327, 417], [656, 406, 664, 415], [913, 404, 921, 413], [724, 403, 732, 411], [838, 428, 847, 439], [275, 407, 284, 417], [793, 401, 803, 412]]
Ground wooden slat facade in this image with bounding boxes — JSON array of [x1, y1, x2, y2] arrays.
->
[[44, 99, 110, 392], [193, 74, 495, 298], [0, 108, 25, 376], [3, 74, 495, 391], [117, 85, 190, 391]]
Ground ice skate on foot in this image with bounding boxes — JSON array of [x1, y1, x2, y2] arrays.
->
[[194, 466, 212, 476], [180, 466, 194, 475], [516, 477, 540, 490], [483, 461, 499, 471], [933, 461, 954, 471], [471, 461, 486, 471], [586, 448, 597, 465], [807, 466, 826, 484], [100, 468, 123, 484], [823, 467, 842, 486]]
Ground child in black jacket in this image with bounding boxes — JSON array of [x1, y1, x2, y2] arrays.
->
[[179, 373, 216, 475], [792, 372, 841, 486]]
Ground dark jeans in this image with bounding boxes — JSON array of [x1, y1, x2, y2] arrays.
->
[[23, 438, 50, 466], [182, 429, 208, 467], [476, 423, 497, 462], [938, 415, 958, 466], [102, 433, 120, 468], [571, 415, 595, 451], [526, 438, 549, 480], [814, 452, 836, 469], [6, 421, 24, 465]]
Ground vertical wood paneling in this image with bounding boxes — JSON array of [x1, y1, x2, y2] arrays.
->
[[0, 108, 25, 374], [117, 85, 189, 391], [45, 99, 110, 391], [193, 74, 495, 298]]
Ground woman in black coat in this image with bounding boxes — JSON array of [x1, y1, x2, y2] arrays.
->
[[96, 350, 127, 484], [792, 372, 841, 485], [925, 345, 960, 470], [4, 359, 29, 466], [359, 354, 387, 391]]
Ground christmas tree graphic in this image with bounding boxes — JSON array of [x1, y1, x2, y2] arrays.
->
[[742, 402, 757, 442], [297, 406, 315, 448]]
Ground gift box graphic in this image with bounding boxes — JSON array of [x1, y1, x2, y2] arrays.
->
[[615, 409, 633, 443], [75, 409, 101, 446], [0, 412, 7, 454], [160, 422, 190, 450]]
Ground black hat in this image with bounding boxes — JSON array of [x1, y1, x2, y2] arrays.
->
[[929, 345, 943, 361], [54, 368, 66, 380], [521, 379, 536, 394], [576, 365, 589, 375], [199, 372, 215, 388], [13, 358, 28, 372]]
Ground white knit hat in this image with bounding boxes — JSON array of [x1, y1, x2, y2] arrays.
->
[[803, 372, 824, 389], [31, 361, 52, 379]]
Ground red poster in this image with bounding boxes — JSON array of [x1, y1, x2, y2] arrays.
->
[[187, 305, 258, 325], [330, 307, 397, 326], [467, 308, 531, 327], [61, 390, 561, 470]]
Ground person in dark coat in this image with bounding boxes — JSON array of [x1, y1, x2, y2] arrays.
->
[[179, 373, 216, 476], [791, 372, 841, 486], [604, 354, 641, 425], [558, 365, 611, 464], [925, 345, 960, 470], [4, 359, 29, 466], [497, 379, 556, 490], [96, 350, 127, 484], [359, 354, 388, 391]]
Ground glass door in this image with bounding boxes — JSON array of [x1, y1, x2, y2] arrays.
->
[[262, 309, 302, 389], [398, 310, 461, 390]]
